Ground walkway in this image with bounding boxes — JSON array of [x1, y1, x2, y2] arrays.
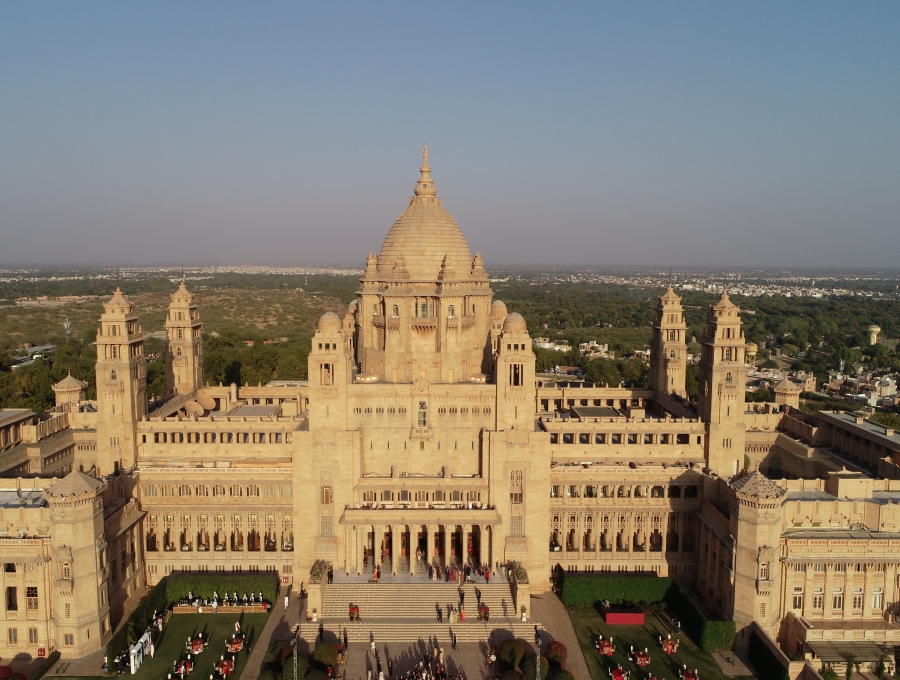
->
[[237, 596, 301, 680], [528, 592, 591, 680]]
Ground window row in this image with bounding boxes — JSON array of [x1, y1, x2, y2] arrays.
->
[[4, 586, 39, 612], [791, 562, 886, 574], [353, 406, 409, 415], [358, 489, 484, 508], [146, 431, 292, 444], [436, 406, 491, 416], [550, 484, 698, 499], [799, 585, 883, 612], [550, 432, 701, 446], [6, 626, 42, 645], [143, 484, 290, 498]]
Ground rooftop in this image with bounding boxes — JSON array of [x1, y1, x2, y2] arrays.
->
[[0, 489, 47, 509], [228, 404, 282, 417]]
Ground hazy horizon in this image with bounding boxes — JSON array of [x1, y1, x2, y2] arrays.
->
[[2, 3, 898, 269]]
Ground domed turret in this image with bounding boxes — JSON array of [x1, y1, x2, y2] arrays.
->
[[491, 300, 508, 318], [317, 312, 342, 334], [503, 313, 527, 334]]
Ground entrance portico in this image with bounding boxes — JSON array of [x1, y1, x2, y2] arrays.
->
[[340, 508, 500, 576]]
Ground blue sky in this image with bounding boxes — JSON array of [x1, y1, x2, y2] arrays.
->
[[1, 2, 898, 269]]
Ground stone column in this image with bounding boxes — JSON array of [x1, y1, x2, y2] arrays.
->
[[390, 525, 398, 575], [356, 524, 364, 575], [428, 524, 437, 572], [464, 524, 472, 568], [443, 524, 451, 568], [409, 525, 416, 576], [344, 526, 351, 575], [373, 524, 382, 571], [576, 513, 584, 557]]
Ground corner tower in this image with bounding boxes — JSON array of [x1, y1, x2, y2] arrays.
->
[[165, 281, 203, 395], [354, 147, 495, 384], [45, 471, 111, 656], [95, 288, 147, 475], [697, 291, 747, 476], [649, 286, 688, 398]]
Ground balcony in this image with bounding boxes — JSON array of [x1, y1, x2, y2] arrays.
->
[[410, 318, 438, 331]]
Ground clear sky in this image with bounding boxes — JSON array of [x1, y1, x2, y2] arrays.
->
[[1, 2, 898, 269]]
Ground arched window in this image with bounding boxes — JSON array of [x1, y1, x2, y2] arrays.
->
[[177, 328, 183, 339], [177, 348, 182, 357], [724, 348, 732, 361], [391, 305, 399, 318], [670, 350, 676, 359], [448, 305, 455, 318], [668, 330, 675, 341], [726, 372, 733, 384], [110, 369, 117, 381], [110, 346, 118, 359]]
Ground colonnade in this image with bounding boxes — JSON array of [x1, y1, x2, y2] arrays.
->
[[342, 523, 493, 575]]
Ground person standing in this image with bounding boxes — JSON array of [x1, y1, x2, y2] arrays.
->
[[437, 605, 443, 623], [458, 585, 464, 609], [388, 658, 393, 678], [318, 622, 324, 641], [284, 593, 289, 610]]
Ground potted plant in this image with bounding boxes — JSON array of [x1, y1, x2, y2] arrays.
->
[[312, 608, 318, 622], [521, 605, 527, 622]]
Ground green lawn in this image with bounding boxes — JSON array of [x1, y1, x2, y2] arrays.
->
[[566, 605, 757, 680], [70, 612, 269, 680]]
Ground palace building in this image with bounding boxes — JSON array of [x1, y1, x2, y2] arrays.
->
[[3, 148, 900, 664]]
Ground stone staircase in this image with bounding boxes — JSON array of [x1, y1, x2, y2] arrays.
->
[[322, 583, 518, 620], [296, 582, 545, 643]]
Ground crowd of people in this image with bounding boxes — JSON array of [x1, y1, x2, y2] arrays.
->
[[366, 639, 465, 680]]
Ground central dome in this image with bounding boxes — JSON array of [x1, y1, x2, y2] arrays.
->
[[376, 146, 473, 280]]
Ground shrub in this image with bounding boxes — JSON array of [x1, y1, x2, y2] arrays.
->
[[282, 655, 307, 680], [9, 673, 25, 680], [820, 665, 839, 680], [551, 671, 575, 680], [499, 671, 524, 680], [520, 655, 549, 680], [498, 639, 527, 670], [258, 671, 279, 680], [0, 668, 12, 679], [27, 651, 61, 680], [304, 671, 329, 680], [265, 640, 289, 665], [313, 641, 339, 668], [546, 641, 567, 668]]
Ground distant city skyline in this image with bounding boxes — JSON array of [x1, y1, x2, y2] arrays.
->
[[1, 3, 898, 268]]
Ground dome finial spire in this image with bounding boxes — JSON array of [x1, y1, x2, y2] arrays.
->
[[414, 144, 436, 196]]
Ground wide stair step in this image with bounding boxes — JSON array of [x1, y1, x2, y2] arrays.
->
[[296, 621, 546, 644]]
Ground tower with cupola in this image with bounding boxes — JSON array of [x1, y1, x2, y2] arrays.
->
[[697, 290, 747, 476], [649, 285, 688, 399], [165, 281, 204, 395], [94, 288, 147, 475]]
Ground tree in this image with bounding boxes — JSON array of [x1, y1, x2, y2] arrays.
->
[[685, 364, 699, 399], [546, 641, 567, 668], [498, 639, 527, 670], [520, 655, 549, 680]]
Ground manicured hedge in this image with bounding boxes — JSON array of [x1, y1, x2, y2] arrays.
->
[[107, 576, 171, 661], [558, 571, 671, 606], [749, 630, 789, 680], [166, 573, 279, 604], [25, 651, 61, 680], [557, 569, 735, 652]]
